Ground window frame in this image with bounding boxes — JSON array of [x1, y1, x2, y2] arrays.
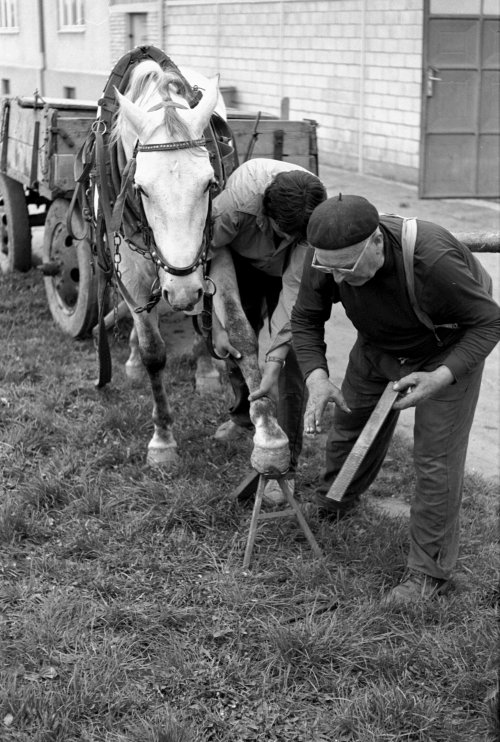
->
[[58, 0, 85, 32], [0, 0, 19, 32]]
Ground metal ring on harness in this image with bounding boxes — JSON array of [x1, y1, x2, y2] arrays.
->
[[91, 119, 107, 135], [204, 276, 216, 296]]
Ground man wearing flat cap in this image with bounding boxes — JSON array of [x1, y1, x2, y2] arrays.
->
[[291, 194, 500, 605]]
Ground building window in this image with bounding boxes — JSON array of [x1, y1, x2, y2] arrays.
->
[[2, 79, 10, 94], [64, 86, 76, 99], [0, 0, 18, 29], [58, 0, 85, 29]]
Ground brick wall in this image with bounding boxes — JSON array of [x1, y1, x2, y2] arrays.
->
[[163, 0, 424, 184]]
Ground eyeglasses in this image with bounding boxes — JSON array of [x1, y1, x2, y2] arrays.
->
[[311, 240, 370, 274]]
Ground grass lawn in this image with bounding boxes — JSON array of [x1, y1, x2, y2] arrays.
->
[[1, 269, 498, 741]]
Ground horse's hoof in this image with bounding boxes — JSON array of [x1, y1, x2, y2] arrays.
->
[[250, 442, 290, 476], [147, 446, 179, 467]]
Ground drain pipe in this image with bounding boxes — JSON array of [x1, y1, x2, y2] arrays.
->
[[158, 0, 164, 50], [36, 0, 46, 96], [279, 0, 284, 109], [358, 0, 366, 174]]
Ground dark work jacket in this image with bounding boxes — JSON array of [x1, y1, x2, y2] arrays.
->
[[291, 215, 500, 381]]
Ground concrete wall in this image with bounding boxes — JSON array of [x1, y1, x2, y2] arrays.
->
[[163, 0, 425, 184]]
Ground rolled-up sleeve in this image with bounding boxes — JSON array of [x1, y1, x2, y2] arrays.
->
[[268, 242, 310, 353], [211, 189, 241, 249], [291, 250, 335, 379]]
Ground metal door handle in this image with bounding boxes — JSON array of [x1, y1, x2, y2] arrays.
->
[[426, 67, 442, 97]]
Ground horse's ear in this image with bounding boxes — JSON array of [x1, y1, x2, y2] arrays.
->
[[114, 88, 149, 138], [188, 75, 220, 135]]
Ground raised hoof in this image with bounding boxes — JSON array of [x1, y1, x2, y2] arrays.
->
[[146, 446, 179, 467], [250, 442, 290, 477]]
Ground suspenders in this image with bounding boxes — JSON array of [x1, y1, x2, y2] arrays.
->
[[400, 217, 459, 344]]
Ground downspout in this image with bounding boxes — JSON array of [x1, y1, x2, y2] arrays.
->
[[37, 0, 46, 96], [279, 0, 284, 109], [158, 0, 164, 50], [216, 0, 220, 73], [358, 0, 366, 173]]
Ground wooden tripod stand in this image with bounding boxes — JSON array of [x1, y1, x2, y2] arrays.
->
[[240, 473, 322, 569]]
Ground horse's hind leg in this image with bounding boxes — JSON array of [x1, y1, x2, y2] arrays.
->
[[132, 311, 179, 467], [210, 248, 289, 475]]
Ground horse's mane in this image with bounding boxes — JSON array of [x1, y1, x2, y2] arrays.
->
[[111, 60, 193, 144]]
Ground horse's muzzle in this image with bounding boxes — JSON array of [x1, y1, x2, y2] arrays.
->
[[163, 287, 203, 313]]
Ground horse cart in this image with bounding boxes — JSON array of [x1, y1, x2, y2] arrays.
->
[[0, 45, 319, 340]]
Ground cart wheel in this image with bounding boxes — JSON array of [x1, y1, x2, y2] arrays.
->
[[42, 198, 98, 338], [0, 173, 32, 273]]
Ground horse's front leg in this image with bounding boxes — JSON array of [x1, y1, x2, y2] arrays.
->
[[210, 248, 289, 476], [125, 323, 145, 383], [132, 310, 179, 467]]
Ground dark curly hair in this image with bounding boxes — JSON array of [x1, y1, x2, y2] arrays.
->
[[262, 170, 327, 240]]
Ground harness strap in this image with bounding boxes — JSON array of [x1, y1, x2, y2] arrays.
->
[[137, 138, 207, 152], [401, 218, 458, 346], [93, 130, 116, 387], [110, 156, 136, 234], [66, 135, 95, 240]]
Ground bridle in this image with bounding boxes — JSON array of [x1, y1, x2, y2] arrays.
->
[[111, 136, 217, 280]]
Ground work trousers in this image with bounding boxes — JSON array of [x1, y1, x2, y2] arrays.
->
[[225, 255, 306, 472], [318, 336, 483, 580]]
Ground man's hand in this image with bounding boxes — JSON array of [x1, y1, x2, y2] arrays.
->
[[392, 365, 454, 410], [305, 369, 351, 434], [212, 314, 241, 360], [248, 362, 281, 403]]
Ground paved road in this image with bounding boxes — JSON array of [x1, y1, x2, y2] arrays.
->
[[319, 165, 499, 483]]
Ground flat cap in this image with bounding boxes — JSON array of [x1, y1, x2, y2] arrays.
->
[[307, 194, 379, 251]]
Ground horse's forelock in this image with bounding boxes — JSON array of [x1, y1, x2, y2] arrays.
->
[[119, 63, 191, 140]]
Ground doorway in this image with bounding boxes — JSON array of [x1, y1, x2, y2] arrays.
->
[[128, 13, 148, 50], [420, 0, 500, 198]]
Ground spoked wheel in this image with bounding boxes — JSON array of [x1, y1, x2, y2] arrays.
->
[[42, 198, 98, 337], [0, 173, 32, 273]]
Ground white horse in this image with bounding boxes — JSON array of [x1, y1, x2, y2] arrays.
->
[[108, 60, 289, 473]]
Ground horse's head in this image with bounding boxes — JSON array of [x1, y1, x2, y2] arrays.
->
[[114, 62, 220, 311]]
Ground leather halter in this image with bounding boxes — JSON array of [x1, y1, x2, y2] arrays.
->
[[112, 136, 215, 278]]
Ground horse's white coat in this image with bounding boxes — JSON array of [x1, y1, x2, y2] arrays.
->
[[115, 66, 218, 310], [108, 60, 289, 471]]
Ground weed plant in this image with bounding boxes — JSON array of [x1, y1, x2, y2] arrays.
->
[[0, 271, 498, 741]]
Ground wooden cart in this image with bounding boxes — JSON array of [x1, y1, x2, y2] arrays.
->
[[0, 92, 319, 337]]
